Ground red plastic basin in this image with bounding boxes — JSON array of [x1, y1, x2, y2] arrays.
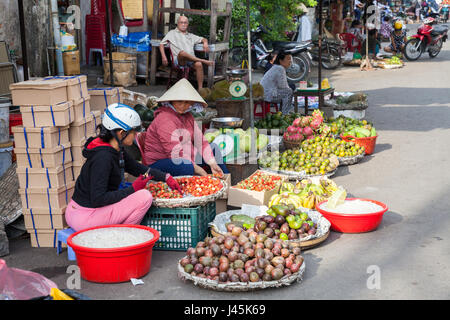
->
[[67, 225, 160, 283], [316, 198, 388, 233]]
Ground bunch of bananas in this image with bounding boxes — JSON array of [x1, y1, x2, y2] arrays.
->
[[268, 177, 343, 210]]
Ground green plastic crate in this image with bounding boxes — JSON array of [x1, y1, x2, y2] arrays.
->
[[141, 202, 216, 251]]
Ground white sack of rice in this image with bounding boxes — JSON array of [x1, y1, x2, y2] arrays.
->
[[322, 200, 383, 215], [72, 227, 154, 248]]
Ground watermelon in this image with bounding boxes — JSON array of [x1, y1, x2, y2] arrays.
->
[[141, 109, 154, 122]]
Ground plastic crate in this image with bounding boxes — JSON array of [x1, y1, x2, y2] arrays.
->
[[141, 202, 216, 251]]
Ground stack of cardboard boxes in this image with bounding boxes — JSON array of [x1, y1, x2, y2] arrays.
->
[[88, 87, 124, 115], [10, 78, 79, 247]]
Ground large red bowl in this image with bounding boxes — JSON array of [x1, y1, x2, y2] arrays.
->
[[316, 198, 388, 233], [68, 224, 160, 283]]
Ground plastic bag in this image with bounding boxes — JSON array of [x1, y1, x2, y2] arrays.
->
[[0, 259, 57, 300]]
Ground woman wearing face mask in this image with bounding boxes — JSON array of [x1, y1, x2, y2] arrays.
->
[[143, 79, 229, 177], [65, 103, 182, 232]]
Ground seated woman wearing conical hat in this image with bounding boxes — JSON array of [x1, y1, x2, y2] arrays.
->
[[143, 79, 229, 176]]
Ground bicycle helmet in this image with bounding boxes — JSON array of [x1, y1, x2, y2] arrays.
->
[[102, 103, 142, 132]]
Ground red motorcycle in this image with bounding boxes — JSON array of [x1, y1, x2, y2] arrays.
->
[[404, 17, 448, 60]]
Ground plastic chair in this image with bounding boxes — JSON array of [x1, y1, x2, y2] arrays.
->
[[338, 33, 362, 53], [254, 101, 280, 118], [57, 228, 76, 261], [135, 131, 147, 165], [85, 14, 107, 65], [166, 44, 192, 89], [91, 0, 113, 26]]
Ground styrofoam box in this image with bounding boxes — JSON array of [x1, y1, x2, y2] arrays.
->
[[23, 207, 67, 230], [16, 164, 74, 189], [20, 101, 74, 127], [15, 142, 72, 168], [18, 181, 75, 210], [12, 125, 70, 149]]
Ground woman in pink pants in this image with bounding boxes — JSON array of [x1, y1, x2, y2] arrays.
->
[[65, 103, 182, 232]]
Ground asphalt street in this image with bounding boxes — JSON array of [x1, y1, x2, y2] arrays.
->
[[3, 24, 450, 300]]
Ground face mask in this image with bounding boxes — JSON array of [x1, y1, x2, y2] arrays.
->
[[163, 102, 204, 114]]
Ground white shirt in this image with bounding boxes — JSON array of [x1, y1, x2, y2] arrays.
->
[[160, 28, 204, 59], [296, 15, 312, 42]]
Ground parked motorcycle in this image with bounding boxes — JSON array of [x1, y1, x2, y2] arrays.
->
[[404, 17, 448, 60], [229, 26, 311, 83], [306, 38, 343, 69]]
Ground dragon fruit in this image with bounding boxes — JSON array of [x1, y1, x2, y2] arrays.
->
[[312, 110, 324, 123], [310, 118, 322, 130], [303, 126, 314, 136], [287, 125, 297, 134], [300, 116, 312, 128], [292, 118, 302, 127]]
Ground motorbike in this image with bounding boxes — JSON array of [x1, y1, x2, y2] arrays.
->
[[229, 26, 311, 83], [404, 17, 448, 60], [306, 37, 343, 69]]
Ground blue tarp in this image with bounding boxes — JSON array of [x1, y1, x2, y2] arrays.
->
[[112, 32, 152, 52]]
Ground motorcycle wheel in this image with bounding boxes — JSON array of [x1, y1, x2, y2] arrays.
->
[[404, 38, 423, 61], [286, 54, 310, 83], [228, 47, 247, 68], [429, 39, 443, 58], [321, 47, 342, 69]]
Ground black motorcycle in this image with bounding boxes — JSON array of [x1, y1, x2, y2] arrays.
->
[[229, 26, 311, 83]]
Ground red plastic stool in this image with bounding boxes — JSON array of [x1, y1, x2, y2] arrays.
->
[[254, 101, 280, 118]]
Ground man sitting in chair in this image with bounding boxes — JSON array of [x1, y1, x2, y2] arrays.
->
[[159, 15, 214, 89]]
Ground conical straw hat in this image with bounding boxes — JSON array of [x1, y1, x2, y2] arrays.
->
[[156, 79, 207, 107]]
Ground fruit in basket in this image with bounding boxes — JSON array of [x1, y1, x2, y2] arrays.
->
[[234, 171, 283, 191], [258, 147, 339, 175], [255, 112, 300, 131], [301, 135, 365, 158], [326, 115, 374, 136], [181, 231, 304, 283]]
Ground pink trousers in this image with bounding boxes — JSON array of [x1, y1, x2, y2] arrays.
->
[[65, 190, 153, 232]]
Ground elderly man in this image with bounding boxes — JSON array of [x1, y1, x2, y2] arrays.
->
[[159, 15, 214, 89]]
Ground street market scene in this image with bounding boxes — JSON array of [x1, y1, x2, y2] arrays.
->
[[0, 0, 449, 302]]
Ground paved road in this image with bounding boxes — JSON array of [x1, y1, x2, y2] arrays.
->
[[4, 28, 450, 300]]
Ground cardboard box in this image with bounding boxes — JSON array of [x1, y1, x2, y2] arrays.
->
[[19, 181, 75, 210], [215, 199, 228, 214], [227, 170, 288, 208], [72, 160, 85, 180], [43, 75, 88, 101], [12, 125, 70, 149], [23, 207, 67, 230], [15, 142, 72, 168], [10, 78, 68, 106], [88, 87, 123, 113], [16, 164, 74, 189], [27, 228, 63, 248], [71, 140, 86, 162], [72, 96, 91, 122], [69, 114, 95, 142], [63, 50, 80, 76], [20, 102, 74, 127]]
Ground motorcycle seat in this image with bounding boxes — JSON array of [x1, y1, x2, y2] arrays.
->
[[431, 25, 448, 35], [271, 41, 308, 50]]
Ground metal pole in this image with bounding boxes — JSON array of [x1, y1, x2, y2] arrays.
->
[[18, 0, 28, 80], [246, 0, 254, 129], [105, 0, 114, 86], [318, 0, 323, 106]]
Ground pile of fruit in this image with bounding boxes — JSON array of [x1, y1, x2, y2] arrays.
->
[[301, 136, 365, 159], [204, 127, 269, 154], [334, 93, 367, 106], [234, 171, 283, 192], [134, 104, 154, 123], [283, 110, 327, 144], [180, 230, 304, 283], [254, 112, 301, 131], [258, 147, 339, 175], [269, 178, 343, 210], [200, 80, 264, 102], [326, 115, 376, 137], [147, 176, 223, 199], [384, 56, 402, 65]]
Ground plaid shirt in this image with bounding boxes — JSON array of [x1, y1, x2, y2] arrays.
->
[[380, 22, 393, 39]]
